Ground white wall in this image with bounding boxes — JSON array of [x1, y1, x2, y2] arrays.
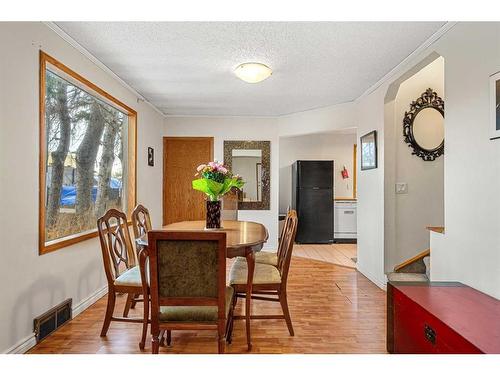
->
[[163, 116, 280, 250], [385, 58, 444, 272], [429, 23, 500, 297], [279, 132, 357, 213], [0, 22, 164, 353], [278, 102, 356, 137], [356, 22, 500, 298], [355, 90, 387, 289]]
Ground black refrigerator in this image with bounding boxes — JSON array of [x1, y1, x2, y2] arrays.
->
[[292, 160, 334, 243]]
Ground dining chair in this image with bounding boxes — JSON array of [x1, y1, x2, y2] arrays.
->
[[253, 211, 292, 267], [141, 230, 234, 354], [131, 204, 152, 243], [130, 204, 153, 311], [228, 210, 298, 337], [97, 209, 149, 349]]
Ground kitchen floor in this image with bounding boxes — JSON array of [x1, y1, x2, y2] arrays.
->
[[293, 243, 357, 268]]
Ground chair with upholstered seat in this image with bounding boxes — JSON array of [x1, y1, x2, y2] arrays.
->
[[141, 230, 234, 354], [129, 204, 153, 312], [253, 209, 292, 266], [97, 209, 149, 350], [253, 250, 279, 266], [131, 204, 152, 245], [228, 210, 298, 337]]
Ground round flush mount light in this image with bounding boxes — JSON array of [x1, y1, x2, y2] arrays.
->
[[234, 62, 272, 83]]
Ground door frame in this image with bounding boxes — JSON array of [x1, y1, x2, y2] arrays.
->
[[162, 136, 214, 225]]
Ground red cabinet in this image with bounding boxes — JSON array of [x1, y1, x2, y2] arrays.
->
[[387, 282, 500, 354]]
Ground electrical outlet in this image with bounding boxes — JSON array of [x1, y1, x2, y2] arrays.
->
[[395, 182, 408, 194]]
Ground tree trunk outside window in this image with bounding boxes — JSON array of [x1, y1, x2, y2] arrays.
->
[[75, 100, 105, 224], [46, 80, 71, 228], [95, 114, 121, 218]]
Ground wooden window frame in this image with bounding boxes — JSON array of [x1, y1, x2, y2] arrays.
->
[[39, 51, 137, 255]]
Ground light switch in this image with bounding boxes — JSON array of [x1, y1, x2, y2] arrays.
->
[[395, 182, 408, 194]]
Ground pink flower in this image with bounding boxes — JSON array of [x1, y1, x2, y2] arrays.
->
[[196, 161, 231, 175]]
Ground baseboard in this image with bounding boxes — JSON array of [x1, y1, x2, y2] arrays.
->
[[72, 285, 108, 318], [356, 265, 387, 291], [4, 334, 37, 354], [4, 284, 108, 354], [333, 238, 357, 244]]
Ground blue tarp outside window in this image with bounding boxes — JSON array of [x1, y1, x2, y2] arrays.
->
[[60, 178, 122, 206]]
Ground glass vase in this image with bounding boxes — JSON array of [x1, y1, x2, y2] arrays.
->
[[206, 200, 222, 229]]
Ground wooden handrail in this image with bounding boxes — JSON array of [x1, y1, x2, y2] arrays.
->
[[394, 248, 430, 272], [427, 226, 445, 234]]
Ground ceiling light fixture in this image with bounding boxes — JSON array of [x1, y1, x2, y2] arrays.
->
[[234, 62, 272, 83]]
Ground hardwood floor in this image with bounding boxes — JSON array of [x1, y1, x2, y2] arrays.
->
[[294, 243, 357, 268], [28, 256, 385, 354]]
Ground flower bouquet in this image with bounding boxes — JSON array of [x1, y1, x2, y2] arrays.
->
[[192, 161, 244, 229]]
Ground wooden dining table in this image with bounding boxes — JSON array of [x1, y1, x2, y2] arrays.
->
[[136, 220, 269, 350]]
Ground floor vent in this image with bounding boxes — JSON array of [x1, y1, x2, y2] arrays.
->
[[34, 298, 72, 343]]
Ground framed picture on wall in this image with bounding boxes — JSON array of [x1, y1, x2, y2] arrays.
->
[[490, 71, 500, 140], [360, 130, 378, 170]]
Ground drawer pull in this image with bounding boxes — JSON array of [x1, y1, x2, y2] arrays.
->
[[343, 210, 354, 214], [424, 324, 436, 345]]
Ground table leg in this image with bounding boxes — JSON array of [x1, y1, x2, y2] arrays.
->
[[245, 248, 255, 351]]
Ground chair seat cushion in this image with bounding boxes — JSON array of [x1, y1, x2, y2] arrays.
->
[[114, 266, 142, 287], [159, 286, 234, 322], [254, 251, 278, 266], [229, 259, 281, 285]]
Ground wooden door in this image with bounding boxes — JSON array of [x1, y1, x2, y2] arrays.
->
[[163, 137, 214, 225]]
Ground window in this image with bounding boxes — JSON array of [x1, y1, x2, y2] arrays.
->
[[39, 52, 136, 254]]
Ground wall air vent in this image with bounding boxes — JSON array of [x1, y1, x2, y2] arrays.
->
[[33, 298, 72, 343]]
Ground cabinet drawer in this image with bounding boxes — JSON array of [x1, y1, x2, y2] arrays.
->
[[393, 289, 481, 354]]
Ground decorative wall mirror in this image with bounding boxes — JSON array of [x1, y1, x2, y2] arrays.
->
[[224, 140, 270, 210], [403, 88, 444, 161]]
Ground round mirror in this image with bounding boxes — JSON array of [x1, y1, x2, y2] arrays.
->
[[403, 88, 444, 161], [412, 107, 444, 151]]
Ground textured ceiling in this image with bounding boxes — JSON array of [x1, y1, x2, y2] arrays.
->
[[56, 22, 445, 116]]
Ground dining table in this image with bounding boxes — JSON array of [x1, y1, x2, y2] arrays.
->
[[136, 219, 269, 350]]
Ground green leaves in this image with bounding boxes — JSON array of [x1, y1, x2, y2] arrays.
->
[[192, 178, 221, 201], [192, 176, 245, 201]]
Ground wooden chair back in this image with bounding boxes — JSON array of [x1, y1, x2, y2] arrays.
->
[[131, 204, 152, 239], [277, 210, 298, 286], [276, 207, 295, 263], [97, 209, 137, 285], [131, 204, 152, 257], [146, 230, 227, 328]]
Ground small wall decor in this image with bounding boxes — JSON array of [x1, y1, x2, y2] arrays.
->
[[360, 130, 378, 170], [490, 71, 500, 140], [403, 88, 444, 161], [147, 147, 154, 166], [341, 166, 349, 179]]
